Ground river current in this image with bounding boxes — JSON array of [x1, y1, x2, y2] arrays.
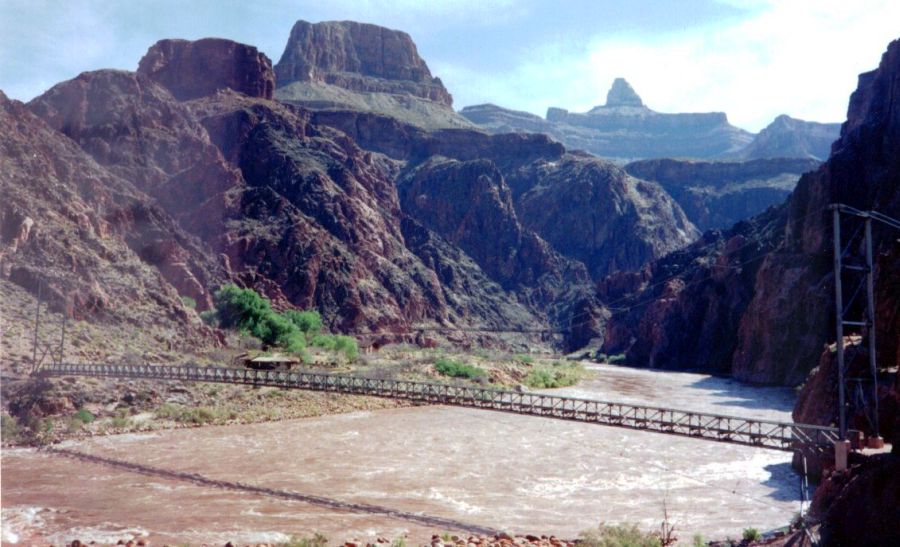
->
[[1, 364, 804, 545]]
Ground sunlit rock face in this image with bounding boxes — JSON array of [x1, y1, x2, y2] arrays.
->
[[137, 38, 276, 101], [600, 39, 900, 388]]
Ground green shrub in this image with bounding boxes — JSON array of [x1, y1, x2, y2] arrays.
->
[[72, 408, 95, 424], [608, 353, 627, 365], [180, 296, 197, 309], [1, 414, 19, 443], [284, 309, 323, 336], [215, 284, 272, 332], [200, 309, 219, 327], [516, 354, 535, 364], [579, 524, 662, 547], [278, 533, 328, 547], [692, 534, 706, 547], [596, 353, 608, 362], [311, 334, 337, 350], [523, 362, 584, 389], [333, 335, 358, 362], [434, 358, 486, 380], [742, 528, 762, 542]]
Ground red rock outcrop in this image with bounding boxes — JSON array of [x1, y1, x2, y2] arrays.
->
[[0, 90, 217, 329], [275, 20, 452, 106], [602, 39, 900, 385], [137, 38, 275, 101]]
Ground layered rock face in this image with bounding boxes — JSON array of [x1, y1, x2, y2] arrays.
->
[[601, 39, 900, 388], [461, 78, 753, 161], [275, 20, 450, 105], [137, 38, 275, 101], [461, 80, 842, 163], [274, 20, 470, 130], [4, 25, 705, 352], [739, 114, 840, 161], [0, 91, 221, 334], [625, 157, 821, 231]]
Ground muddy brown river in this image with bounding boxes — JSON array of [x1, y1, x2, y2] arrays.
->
[[2, 365, 806, 545]]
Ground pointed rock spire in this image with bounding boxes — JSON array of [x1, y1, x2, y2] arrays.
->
[[605, 78, 643, 107]]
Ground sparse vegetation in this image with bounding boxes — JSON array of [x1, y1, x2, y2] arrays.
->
[[742, 528, 762, 542], [72, 408, 95, 424], [434, 358, 486, 380], [608, 353, 627, 365], [692, 533, 706, 547], [579, 523, 662, 547], [1, 413, 20, 443], [278, 532, 328, 547], [516, 353, 535, 364], [180, 295, 197, 309], [523, 361, 585, 388]]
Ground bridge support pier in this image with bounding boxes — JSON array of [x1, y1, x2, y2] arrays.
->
[[834, 440, 851, 471]]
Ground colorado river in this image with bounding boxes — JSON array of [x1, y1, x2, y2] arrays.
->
[[2, 364, 804, 545]]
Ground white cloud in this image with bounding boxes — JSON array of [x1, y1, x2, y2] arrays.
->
[[444, 0, 900, 131]]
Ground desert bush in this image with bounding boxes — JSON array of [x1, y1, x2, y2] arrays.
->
[[434, 358, 486, 379], [72, 408, 95, 424], [523, 361, 584, 388], [608, 353, 627, 365], [284, 309, 323, 336], [742, 528, 762, 542], [516, 354, 535, 364], [311, 334, 337, 350], [1, 414, 19, 443], [579, 523, 662, 547], [180, 296, 197, 309], [333, 335, 358, 362], [279, 533, 328, 547]]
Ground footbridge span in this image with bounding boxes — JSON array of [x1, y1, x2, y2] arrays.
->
[[38, 362, 845, 454]]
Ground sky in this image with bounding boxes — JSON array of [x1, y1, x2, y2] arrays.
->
[[1, 0, 898, 131]]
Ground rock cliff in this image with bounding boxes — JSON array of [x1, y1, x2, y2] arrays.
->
[[137, 38, 275, 101], [625, 157, 821, 231], [601, 39, 900, 389], [461, 78, 753, 161], [3, 27, 705, 354], [0, 90, 221, 335], [739, 114, 840, 161], [461, 81, 842, 163], [274, 20, 470, 130]]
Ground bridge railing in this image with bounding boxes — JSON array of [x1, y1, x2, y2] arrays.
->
[[38, 362, 845, 452]]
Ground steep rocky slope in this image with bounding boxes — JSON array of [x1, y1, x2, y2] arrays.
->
[[20, 38, 545, 344], [461, 78, 753, 161], [307, 108, 697, 284], [0, 91, 220, 354], [601, 39, 900, 389], [274, 20, 472, 130], [4, 25, 703, 355], [625, 157, 821, 231], [739, 114, 840, 161]]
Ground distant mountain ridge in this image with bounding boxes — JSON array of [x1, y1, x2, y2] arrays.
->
[[460, 79, 841, 162]]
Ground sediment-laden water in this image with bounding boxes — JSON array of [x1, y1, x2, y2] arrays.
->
[[1, 364, 803, 545]]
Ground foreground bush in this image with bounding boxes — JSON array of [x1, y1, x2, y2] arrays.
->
[[434, 358, 486, 379], [523, 362, 584, 389], [579, 524, 662, 547]]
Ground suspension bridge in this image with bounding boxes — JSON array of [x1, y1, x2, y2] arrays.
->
[[38, 362, 846, 454]]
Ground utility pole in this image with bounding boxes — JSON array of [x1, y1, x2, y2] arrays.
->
[[31, 280, 42, 372]]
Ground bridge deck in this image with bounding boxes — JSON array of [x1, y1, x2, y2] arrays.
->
[[38, 363, 842, 453]]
